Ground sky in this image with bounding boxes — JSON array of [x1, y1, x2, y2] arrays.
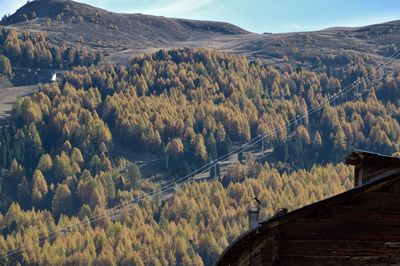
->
[[1, 0, 400, 33]]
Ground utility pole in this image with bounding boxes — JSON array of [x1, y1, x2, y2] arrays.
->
[[214, 162, 219, 179], [261, 135, 265, 157]]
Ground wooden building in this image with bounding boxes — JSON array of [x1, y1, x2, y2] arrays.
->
[[217, 150, 400, 266]]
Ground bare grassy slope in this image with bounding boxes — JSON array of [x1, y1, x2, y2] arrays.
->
[[3, 0, 248, 49], [3, 0, 400, 67]]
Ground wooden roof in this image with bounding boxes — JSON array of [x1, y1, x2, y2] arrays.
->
[[216, 151, 400, 266], [345, 149, 400, 166]]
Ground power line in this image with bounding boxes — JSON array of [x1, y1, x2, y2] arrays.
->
[[85, 44, 400, 219], [2, 46, 400, 259], [2, 129, 266, 258]]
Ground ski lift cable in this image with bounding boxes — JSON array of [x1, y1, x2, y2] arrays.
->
[[2, 43, 400, 258]]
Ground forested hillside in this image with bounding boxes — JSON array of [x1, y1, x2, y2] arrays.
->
[[0, 29, 399, 264], [0, 28, 102, 78], [0, 162, 352, 265]]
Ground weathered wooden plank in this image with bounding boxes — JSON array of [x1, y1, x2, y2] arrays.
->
[[279, 239, 384, 250], [282, 219, 400, 231], [297, 212, 400, 223], [261, 238, 274, 265], [278, 255, 393, 266], [278, 241, 400, 257], [280, 232, 400, 241], [279, 220, 400, 241], [361, 191, 400, 200], [251, 252, 263, 266], [352, 191, 400, 205], [328, 205, 400, 216], [278, 240, 400, 249], [360, 166, 400, 185]]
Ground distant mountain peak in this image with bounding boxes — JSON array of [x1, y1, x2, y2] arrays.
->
[[1, 0, 248, 50], [2, 0, 73, 23], [2, 0, 248, 34]]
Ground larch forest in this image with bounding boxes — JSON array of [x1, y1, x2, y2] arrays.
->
[[0, 0, 399, 265]]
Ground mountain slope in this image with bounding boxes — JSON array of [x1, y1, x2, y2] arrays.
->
[[2, 0, 399, 69], [2, 0, 248, 52]]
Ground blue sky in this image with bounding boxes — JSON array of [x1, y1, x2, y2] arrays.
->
[[1, 0, 399, 33]]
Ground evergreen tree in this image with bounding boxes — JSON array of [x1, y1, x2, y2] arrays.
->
[[0, 55, 12, 76], [51, 184, 72, 216]]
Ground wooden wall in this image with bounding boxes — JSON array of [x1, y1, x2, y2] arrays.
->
[[261, 179, 400, 265]]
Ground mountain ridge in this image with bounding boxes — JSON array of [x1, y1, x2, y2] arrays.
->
[[1, 0, 399, 68], [2, 0, 249, 39]]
